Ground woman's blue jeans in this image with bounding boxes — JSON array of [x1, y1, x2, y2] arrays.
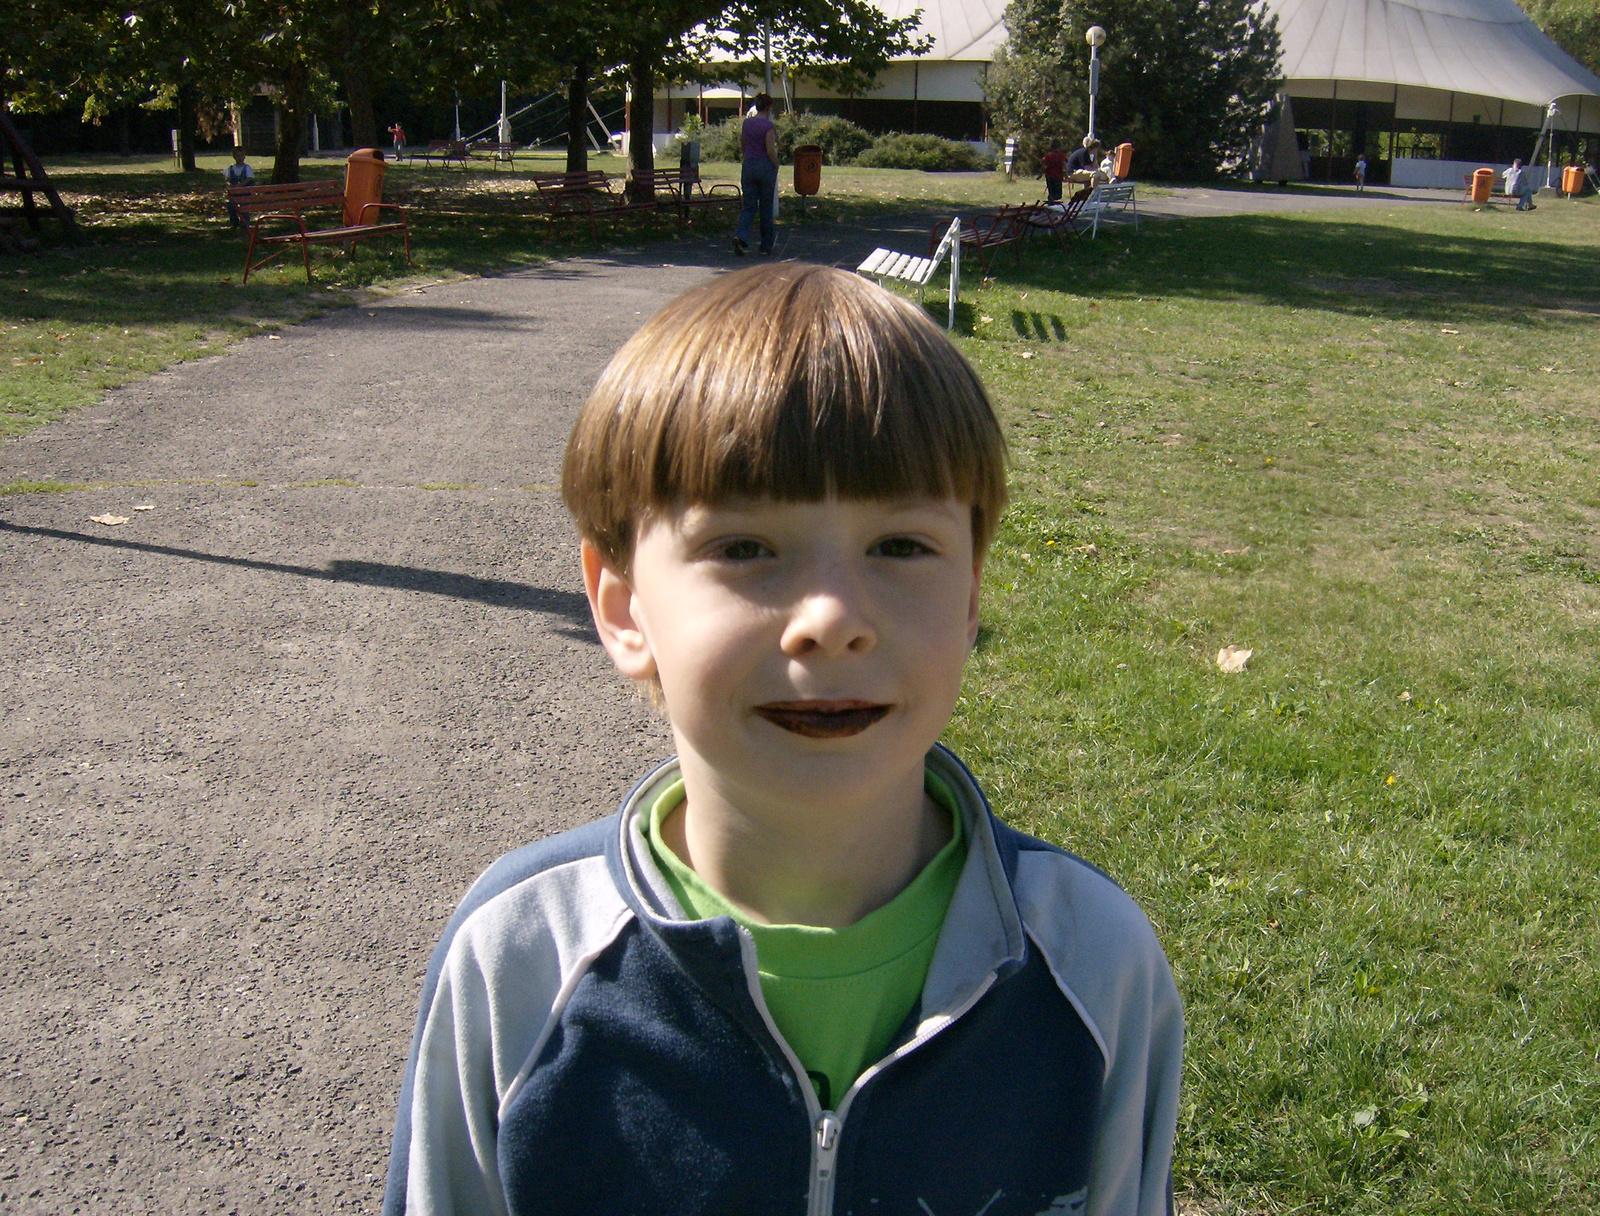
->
[[737, 158, 778, 252]]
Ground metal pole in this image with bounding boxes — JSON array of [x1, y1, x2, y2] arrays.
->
[[764, 23, 773, 96], [948, 219, 961, 332], [1088, 46, 1099, 143], [454, 95, 461, 142]]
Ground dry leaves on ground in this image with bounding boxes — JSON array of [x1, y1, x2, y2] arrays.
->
[[1217, 644, 1253, 673], [89, 513, 129, 526]]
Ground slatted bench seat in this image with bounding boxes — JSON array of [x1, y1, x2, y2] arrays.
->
[[1079, 182, 1138, 236], [929, 204, 1031, 277], [857, 217, 963, 329], [531, 170, 623, 238], [228, 180, 410, 283]]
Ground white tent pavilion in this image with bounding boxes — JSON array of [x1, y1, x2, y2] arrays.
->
[[1269, 0, 1600, 185]]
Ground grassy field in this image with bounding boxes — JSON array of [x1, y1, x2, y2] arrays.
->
[[939, 200, 1600, 1214], [6, 155, 1599, 1212]]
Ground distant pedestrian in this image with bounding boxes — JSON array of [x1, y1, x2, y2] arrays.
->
[[223, 146, 254, 227], [734, 92, 778, 257], [388, 121, 406, 160], [1041, 140, 1067, 204], [1354, 153, 1367, 192]]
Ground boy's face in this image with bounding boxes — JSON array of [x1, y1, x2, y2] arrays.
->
[[585, 497, 981, 814]]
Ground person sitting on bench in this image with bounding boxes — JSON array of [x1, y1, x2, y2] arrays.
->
[[1065, 137, 1104, 187]]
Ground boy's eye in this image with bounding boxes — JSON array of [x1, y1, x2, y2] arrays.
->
[[716, 538, 771, 561], [870, 536, 933, 558]]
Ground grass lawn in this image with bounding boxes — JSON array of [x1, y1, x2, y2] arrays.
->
[[6, 155, 1599, 1212], [938, 200, 1600, 1214]]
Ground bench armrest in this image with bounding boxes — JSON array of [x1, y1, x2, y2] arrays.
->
[[356, 201, 409, 225]]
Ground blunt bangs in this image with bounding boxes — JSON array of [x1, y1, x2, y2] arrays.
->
[[563, 263, 1007, 571]]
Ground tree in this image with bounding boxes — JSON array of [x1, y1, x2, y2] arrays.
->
[[1524, 0, 1600, 79], [986, 0, 1282, 180]]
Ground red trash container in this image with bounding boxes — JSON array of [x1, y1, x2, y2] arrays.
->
[[793, 145, 822, 197], [344, 148, 388, 226]]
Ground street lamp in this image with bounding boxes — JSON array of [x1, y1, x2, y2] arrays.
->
[[1085, 26, 1106, 144]]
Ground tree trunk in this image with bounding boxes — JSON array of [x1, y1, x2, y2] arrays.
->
[[177, 80, 198, 171], [566, 61, 590, 174], [626, 55, 655, 203], [344, 57, 379, 149], [271, 67, 307, 184], [115, 109, 132, 157]]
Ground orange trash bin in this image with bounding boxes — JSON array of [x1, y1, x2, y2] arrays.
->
[[793, 145, 822, 197], [1471, 167, 1494, 204], [1562, 164, 1584, 196], [1112, 142, 1134, 180], [344, 148, 388, 226]]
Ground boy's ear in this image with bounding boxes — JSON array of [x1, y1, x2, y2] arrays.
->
[[581, 539, 658, 681]]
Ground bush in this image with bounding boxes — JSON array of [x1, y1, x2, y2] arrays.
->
[[855, 132, 994, 172], [695, 117, 744, 164], [774, 113, 875, 165]]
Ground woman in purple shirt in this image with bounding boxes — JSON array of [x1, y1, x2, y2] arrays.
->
[[734, 93, 779, 256]]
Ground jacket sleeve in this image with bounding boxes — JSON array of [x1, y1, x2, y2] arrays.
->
[[1013, 848, 1185, 1216], [405, 942, 510, 1216]]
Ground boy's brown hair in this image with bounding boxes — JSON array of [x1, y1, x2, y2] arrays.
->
[[562, 263, 1007, 573]]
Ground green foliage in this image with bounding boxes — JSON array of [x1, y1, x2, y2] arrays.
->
[[698, 116, 746, 163], [855, 132, 993, 171], [1523, 0, 1600, 77], [776, 112, 875, 163], [986, 0, 1283, 180]]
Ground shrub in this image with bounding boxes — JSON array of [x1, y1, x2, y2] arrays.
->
[[695, 117, 744, 163], [855, 132, 994, 172], [774, 113, 875, 165]]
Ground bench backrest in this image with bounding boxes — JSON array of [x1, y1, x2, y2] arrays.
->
[[228, 180, 344, 216], [533, 171, 611, 195], [1087, 183, 1135, 204]]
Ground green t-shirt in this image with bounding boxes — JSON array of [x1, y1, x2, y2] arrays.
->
[[646, 773, 968, 1109]]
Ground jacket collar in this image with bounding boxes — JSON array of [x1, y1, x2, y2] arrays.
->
[[603, 744, 1028, 1019]]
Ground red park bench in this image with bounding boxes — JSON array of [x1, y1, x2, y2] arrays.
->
[[228, 180, 411, 283]]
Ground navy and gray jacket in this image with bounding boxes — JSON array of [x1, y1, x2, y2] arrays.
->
[[384, 746, 1183, 1216]]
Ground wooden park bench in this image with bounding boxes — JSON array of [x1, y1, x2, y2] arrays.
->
[[1078, 181, 1138, 237], [469, 141, 521, 169], [1023, 190, 1091, 250], [414, 140, 468, 169], [928, 203, 1030, 278], [531, 170, 623, 238], [857, 217, 963, 330], [630, 167, 741, 224], [229, 180, 410, 283]]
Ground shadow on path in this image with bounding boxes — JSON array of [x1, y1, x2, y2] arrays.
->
[[0, 520, 597, 640]]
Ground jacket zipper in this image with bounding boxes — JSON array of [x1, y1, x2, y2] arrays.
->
[[735, 929, 1003, 1216]]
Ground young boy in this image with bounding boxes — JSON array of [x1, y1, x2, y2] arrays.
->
[[223, 147, 254, 228], [383, 264, 1182, 1216], [1042, 139, 1068, 204]]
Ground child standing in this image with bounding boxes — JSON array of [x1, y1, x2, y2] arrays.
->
[[223, 146, 254, 228], [383, 263, 1183, 1216], [1042, 139, 1068, 204], [1354, 152, 1368, 192]]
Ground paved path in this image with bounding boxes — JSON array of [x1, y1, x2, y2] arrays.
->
[[0, 187, 1463, 1212]]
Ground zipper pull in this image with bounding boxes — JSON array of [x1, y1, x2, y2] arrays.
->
[[809, 1112, 841, 1216]]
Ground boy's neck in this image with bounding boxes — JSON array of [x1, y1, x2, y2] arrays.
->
[[658, 756, 952, 929]]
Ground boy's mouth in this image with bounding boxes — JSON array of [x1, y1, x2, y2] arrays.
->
[[753, 700, 891, 739]]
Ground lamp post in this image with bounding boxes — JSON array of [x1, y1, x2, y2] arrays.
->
[[1086, 25, 1106, 144]]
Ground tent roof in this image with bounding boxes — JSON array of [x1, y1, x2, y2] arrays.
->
[[1268, 0, 1600, 106], [878, 0, 1007, 60]]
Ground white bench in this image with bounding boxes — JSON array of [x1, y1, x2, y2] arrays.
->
[[1080, 182, 1138, 237], [857, 218, 962, 330]]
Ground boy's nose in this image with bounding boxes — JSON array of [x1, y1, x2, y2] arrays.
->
[[779, 589, 876, 658]]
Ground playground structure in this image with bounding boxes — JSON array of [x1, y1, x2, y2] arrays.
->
[[0, 107, 78, 251]]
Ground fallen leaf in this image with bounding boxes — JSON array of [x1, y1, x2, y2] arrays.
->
[[1077, 543, 1100, 556], [90, 513, 129, 526], [1019, 292, 1027, 300], [132, 503, 155, 512], [979, 315, 994, 323], [1088, 301, 1100, 310], [1221, 545, 1252, 556], [1440, 327, 1459, 334], [1018, 350, 1035, 359], [1399, 690, 1411, 702], [1161, 433, 1183, 446], [267, 334, 282, 341], [1217, 645, 1253, 673]]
